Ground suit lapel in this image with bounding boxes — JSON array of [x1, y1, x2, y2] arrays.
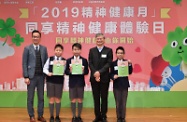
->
[[91, 47, 98, 60], [39, 45, 45, 65], [114, 60, 118, 66], [94, 47, 101, 64], [30, 44, 36, 57]]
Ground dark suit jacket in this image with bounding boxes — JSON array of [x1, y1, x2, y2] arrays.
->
[[22, 44, 48, 79], [110, 59, 133, 89], [65, 56, 89, 88], [89, 46, 113, 83]]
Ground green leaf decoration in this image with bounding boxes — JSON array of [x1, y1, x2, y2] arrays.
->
[[0, 18, 16, 38], [0, 29, 7, 38], [0, 19, 5, 28], [0, 17, 24, 47], [173, 0, 182, 5], [7, 28, 16, 37], [162, 26, 187, 66], [6, 18, 15, 27], [11, 34, 24, 46]]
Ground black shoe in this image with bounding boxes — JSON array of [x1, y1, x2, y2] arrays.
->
[[102, 117, 107, 122], [117, 117, 121, 122], [72, 117, 77, 122], [77, 117, 83, 122], [93, 117, 102, 122], [50, 116, 55, 122], [55, 116, 61, 122], [121, 118, 126, 122]]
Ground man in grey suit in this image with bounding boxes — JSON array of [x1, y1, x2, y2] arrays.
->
[[22, 30, 48, 122], [88, 33, 113, 122]]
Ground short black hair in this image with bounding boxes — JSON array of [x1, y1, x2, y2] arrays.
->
[[32, 30, 41, 37], [116, 46, 125, 54], [72, 43, 82, 50], [54, 44, 64, 50]]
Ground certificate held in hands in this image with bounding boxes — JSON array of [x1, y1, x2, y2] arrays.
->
[[118, 60, 129, 77], [53, 60, 66, 76], [71, 59, 83, 75]]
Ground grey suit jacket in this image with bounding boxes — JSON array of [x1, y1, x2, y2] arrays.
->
[[88, 46, 113, 83], [22, 44, 48, 79]]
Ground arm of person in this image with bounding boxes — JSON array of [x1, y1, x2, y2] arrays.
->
[[83, 59, 89, 75], [64, 59, 71, 75], [110, 62, 118, 80], [22, 47, 29, 78], [43, 58, 52, 76], [44, 47, 48, 64], [128, 62, 133, 75], [22, 47, 30, 85], [88, 49, 96, 73]]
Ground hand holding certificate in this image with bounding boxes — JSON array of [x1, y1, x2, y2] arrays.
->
[[71, 59, 83, 75], [53, 60, 66, 76], [118, 60, 129, 77]]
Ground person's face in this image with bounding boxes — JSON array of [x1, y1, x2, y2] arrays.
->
[[72, 46, 81, 57], [96, 35, 105, 47], [116, 49, 124, 60], [54, 47, 63, 57], [32, 32, 41, 45]]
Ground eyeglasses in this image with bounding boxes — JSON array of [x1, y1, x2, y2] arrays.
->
[[32, 36, 40, 39]]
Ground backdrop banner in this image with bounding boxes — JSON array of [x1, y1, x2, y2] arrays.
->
[[0, 0, 187, 93]]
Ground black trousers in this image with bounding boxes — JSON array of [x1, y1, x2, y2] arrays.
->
[[113, 88, 128, 119], [91, 81, 110, 118]]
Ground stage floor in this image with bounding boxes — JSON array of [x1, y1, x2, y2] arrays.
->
[[0, 108, 187, 122]]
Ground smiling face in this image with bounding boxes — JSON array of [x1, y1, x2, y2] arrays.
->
[[95, 33, 105, 47], [170, 38, 187, 54], [162, 26, 187, 66], [32, 32, 41, 45]]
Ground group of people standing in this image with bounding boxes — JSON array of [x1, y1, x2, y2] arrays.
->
[[22, 30, 133, 122]]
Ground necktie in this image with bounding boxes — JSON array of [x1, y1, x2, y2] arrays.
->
[[35, 46, 38, 52], [57, 57, 59, 60]]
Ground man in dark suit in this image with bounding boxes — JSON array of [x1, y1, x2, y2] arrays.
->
[[22, 30, 48, 122], [88, 33, 113, 122]]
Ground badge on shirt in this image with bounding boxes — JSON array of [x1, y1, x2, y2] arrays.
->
[[114, 66, 118, 70], [101, 54, 107, 58]]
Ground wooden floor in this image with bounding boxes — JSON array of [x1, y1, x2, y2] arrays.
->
[[0, 108, 187, 122]]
